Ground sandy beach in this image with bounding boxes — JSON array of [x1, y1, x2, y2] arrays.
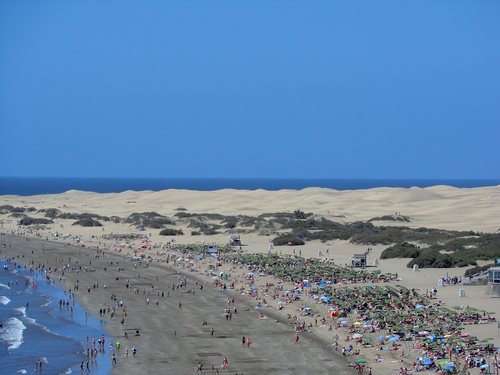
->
[[1, 186, 499, 374], [1, 235, 354, 375]]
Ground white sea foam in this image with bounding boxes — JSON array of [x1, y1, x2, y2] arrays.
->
[[0, 317, 26, 350], [17, 370, 27, 374], [15, 306, 26, 316], [15, 306, 36, 324], [0, 295, 11, 305], [0, 282, 10, 289], [65, 369, 72, 374]]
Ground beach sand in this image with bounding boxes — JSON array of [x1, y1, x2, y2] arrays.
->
[[1, 186, 499, 374], [1, 235, 353, 375]]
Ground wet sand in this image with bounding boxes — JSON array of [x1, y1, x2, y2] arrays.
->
[[0, 234, 354, 375]]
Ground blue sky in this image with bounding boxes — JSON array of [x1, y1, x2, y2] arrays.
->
[[1, 0, 499, 179]]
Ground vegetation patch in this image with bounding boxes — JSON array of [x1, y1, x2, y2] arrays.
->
[[0, 205, 36, 214], [72, 218, 102, 227], [380, 242, 421, 259], [125, 212, 173, 229], [19, 217, 54, 225], [272, 234, 305, 246], [368, 215, 410, 223], [159, 228, 184, 236]]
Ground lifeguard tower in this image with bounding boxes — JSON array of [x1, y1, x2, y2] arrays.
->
[[204, 244, 218, 255], [228, 234, 241, 246], [351, 253, 367, 268], [487, 266, 500, 296]]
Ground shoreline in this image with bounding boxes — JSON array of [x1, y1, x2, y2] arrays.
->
[[1, 234, 356, 374], [3, 231, 498, 374], [0, 257, 113, 375]]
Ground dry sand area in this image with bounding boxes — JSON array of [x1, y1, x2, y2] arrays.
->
[[1, 186, 500, 373], [2, 185, 500, 232]]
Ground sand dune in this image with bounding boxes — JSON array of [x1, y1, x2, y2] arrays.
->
[[2, 185, 499, 232]]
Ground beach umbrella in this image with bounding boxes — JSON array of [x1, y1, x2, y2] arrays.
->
[[479, 364, 489, 369], [389, 336, 400, 342], [352, 333, 363, 339], [415, 304, 425, 310], [353, 321, 362, 326], [355, 359, 367, 365]]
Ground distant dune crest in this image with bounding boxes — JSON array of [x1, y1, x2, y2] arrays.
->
[[1, 185, 499, 232]]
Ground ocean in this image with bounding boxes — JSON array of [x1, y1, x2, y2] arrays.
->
[[0, 259, 112, 375], [1, 177, 499, 196]]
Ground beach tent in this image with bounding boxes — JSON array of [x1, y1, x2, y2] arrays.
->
[[421, 358, 432, 366], [444, 365, 456, 372]]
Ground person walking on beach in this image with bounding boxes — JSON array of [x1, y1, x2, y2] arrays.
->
[[222, 357, 228, 369], [294, 333, 299, 344]]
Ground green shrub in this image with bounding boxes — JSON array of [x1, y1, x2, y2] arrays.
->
[[381, 242, 420, 259], [72, 218, 102, 227], [272, 234, 305, 246], [159, 228, 183, 236], [43, 208, 61, 218], [407, 250, 453, 268], [19, 217, 53, 225]]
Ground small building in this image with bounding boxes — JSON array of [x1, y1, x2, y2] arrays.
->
[[488, 267, 500, 285], [487, 266, 500, 297], [204, 244, 218, 254], [229, 234, 241, 246], [351, 253, 367, 268]]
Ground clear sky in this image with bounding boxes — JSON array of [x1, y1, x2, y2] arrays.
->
[[1, 0, 499, 179]]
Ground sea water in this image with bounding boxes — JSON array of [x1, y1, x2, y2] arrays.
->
[[0, 259, 112, 375]]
